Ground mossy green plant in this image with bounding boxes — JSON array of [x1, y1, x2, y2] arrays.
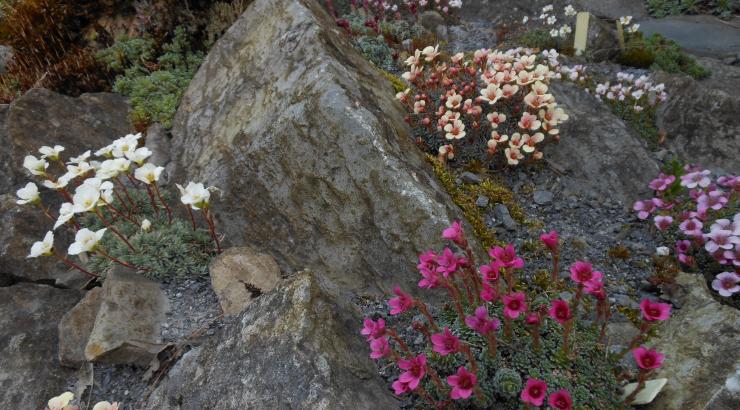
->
[[619, 33, 710, 80]]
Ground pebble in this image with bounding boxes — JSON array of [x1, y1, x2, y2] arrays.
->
[[461, 171, 482, 184], [533, 190, 554, 205], [476, 195, 490, 208], [493, 204, 518, 231]]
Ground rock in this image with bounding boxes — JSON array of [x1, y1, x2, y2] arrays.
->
[[548, 81, 659, 204], [639, 15, 740, 58], [654, 58, 740, 174], [533, 190, 553, 205], [169, 0, 476, 294], [420, 10, 448, 41], [461, 171, 482, 184], [1, 88, 132, 194], [647, 273, 740, 410], [476, 195, 489, 208], [209, 247, 282, 316], [494, 203, 517, 231], [85, 267, 169, 366], [145, 123, 172, 183], [606, 321, 639, 346], [0, 283, 83, 408], [622, 378, 668, 405], [584, 14, 620, 62], [58, 287, 103, 368], [574, 0, 648, 19], [143, 271, 396, 409], [0, 45, 11, 75]]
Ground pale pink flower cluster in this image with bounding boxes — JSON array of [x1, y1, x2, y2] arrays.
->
[[593, 72, 668, 112], [46, 392, 119, 410], [398, 45, 568, 166], [520, 4, 578, 38]]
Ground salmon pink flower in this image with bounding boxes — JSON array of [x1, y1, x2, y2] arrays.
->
[[444, 120, 466, 140], [548, 299, 572, 324], [465, 306, 499, 335], [361, 318, 386, 340], [480, 83, 503, 104], [503, 292, 527, 319], [397, 354, 426, 389], [540, 230, 559, 253], [520, 378, 548, 406], [431, 327, 460, 355], [548, 389, 573, 410], [518, 112, 542, 131], [505, 146, 524, 165], [369, 336, 391, 359], [712, 272, 740, 296], [442, 221, 466, 246], [389, 286, 414, 315], [521, 133, 544, 153], [632, 346, 664, 370], [654, 215, 673, 231], [639, 299, 671, 322], [446, 92, 463, 110], [489, 244, 524, 269], [447, 366, 478, 400], [92, 402, 119, 410], [487, 112, 506, 128]]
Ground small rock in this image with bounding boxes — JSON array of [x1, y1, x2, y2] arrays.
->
[[460, 171, 482, 184], [85, 267, 169, 366], [58, 287, 103, 368], [209, 247, 282, 316], [606, 322, 639, 347], [476, 195, 489, 208], [493, 204, 518, 231], [533, 190, 554, 205], [622, 378, 668, 405], [419, 10, 448, 41]]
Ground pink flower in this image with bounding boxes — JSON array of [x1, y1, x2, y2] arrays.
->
[[443, 221, 466, 246], [679, 218, 703, 237], [389, 286, 414, 315], [480, 281, 498, 302], [369, 336, 391, 359], [639, 299, 671, 322], [712, 272, 740, 297], [479, 261, 503, 281], [548, 299, 572, 324], [437, 247, 466, 277], [675, 239, 691, 254], [632, 346, 664, 370], [503, 292, 527, 319], [704, 229, 739, 253], [465, 306, 499, 335], [654, 215, 673, 231], [520, 377, 548, 407], [680, 170, 711, 189], [697, 191, 728, 214], [585, 278, 606, 300], [392, 379, 412, 395], [540, 230, 559, 253], [431, 327, 460, 355], [548, 389, 573, 410], [417, 250, 438, 271], [489, 244, 524, 269], [633, 199, 657, 220], [418, 267, 442, 289], [569, 261, 602, 285], [397, 354, 426, 389], [525, 312, 541, 326], [361, 318, 386, 340], [447, 366, 478, 400], [649, 173, 676, 191]]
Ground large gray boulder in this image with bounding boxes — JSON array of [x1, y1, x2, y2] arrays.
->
[[547, 81, 659, 204], [144, 271, 397, 409], [655, 58, 740, 174], [169, 0, 469, 295], [0, 283, 82, 408]]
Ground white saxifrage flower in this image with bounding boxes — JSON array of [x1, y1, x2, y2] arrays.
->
[[47, 391, 75, 410], [72, 185, 101, 213], [68, 150, 91, 164], [54, 202, 76, 230], [141, 218, 152, 232], [39, 145, 65, 161], [111, 133, 142, 158], [68, 228, 107, 255], [16, 182, 40, 205], [125, 147, 152, 165], [23, 155, 49, 176], [28, 231, 55, 258], [134, 163, 164, 184], [176, 182, 211, 209]]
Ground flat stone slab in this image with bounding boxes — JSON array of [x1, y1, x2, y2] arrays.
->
[[639, 15, 740, 57]]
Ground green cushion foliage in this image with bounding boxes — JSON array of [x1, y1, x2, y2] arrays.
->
[[619, 33, 711, 79], [646, 0, 737, 18]]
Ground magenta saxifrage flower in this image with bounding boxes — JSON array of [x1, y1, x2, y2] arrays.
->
[[437, 247, 466, 277], [465, 306, 500, 335], [361, 318, 386, 340], [447, 366, 478, 400], [648, 173, 676, 191], [442, 220, 466, 246], [632, 346, 664, 370], [539, 230, 559, 253], [489, 244, 524, 269], [548, 389, 573, 410], [418, 266, 442, 289], [503, 292, 527, 319], [396, 354, 426, 391], [480, 280, 498, 302], [680, 170, 711, 189], [633, 199, 661, 220], [639, 299, 671, 322], [479, 260, 503, 281], [712, 272, 740, 297], [569, 261, 601, 285], [548, 299, 572, 324], [697, 190, 728, 214], [679, 218, 703, 237], [704, 229, 739, 253], [369, 336, 391, 359], [653, 215, 673, 231], [520, 377, 548, 407], [431, 327, 461, 355], [388, 286, 414, 315]]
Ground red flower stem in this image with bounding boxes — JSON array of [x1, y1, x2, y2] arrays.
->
[[486, 332, 498, 357], [462, 344, 479, 373], [114, 177, 140, 214], [415, 300, 440, 332], [624, 371, 647, 404], [387, 329, 411, 354], [562, 321, 571, 356], [95, 247, 147, 271], [37, 202, 57, 221], [444, 282, 467, 323], [201, 207, 222, 253], [531, 325, 541, 352], [152, 183, 172, 224], [186, 205, 197, 230], [103, 200, 140, 226], [58, 188, 73, 202], [551, 252, 560, 282], [458, 274, 475, 305], [144, 184, 160, 215], [503, 316, 512, 342], [111, 188, 131, 213], [94, 209, 136, 252], [55, 253, 99, 278]]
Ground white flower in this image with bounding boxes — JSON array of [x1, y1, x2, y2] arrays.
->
[[111, 133, 142, 158], [628, 23, 640, 33], [54, 202, 76, 230], [449, 0, 462, 8], [422, 45, 440, 62], [176, 182, 211, 209], [66, 161, 93, 178], [546, 15, 557, 25], [619, 16, 633, 26], [23, 155, 49, 176], [95, 144, 115, 158], [564, 5, 577, 16], [96, 158, 131, 179], [28, 231, 54, 258], [42, 173, 74, 190], [134, 163, 164, 184], [549, 28, 559, 37], [39, 145, 65, 160], [68, 150, 91, 164], [141, 219, 152, 232], [16, 182, 39, 205], [72, 185, 101, 213], [92, 402, 119, 410], [522, 16, 529, 24], [68, 228, 106, 255], [47, 391, 75, 410], [125, 147, 152, 165], [656, 246, 670, 256]]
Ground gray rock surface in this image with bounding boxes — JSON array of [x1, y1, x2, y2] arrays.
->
[[547, 81, 659, 204], [648, 273, 740, 410], [169, 0, 474, 295], [494, 203, 517, 231], [85, 267, 169, 366], [209, 246, 282, 315], [639, 15, 740, 58], [577, 0, 648, 19], [1, 88, 131, 194], [655, 58, 740, 174], [0, 283, 82, 408], [58, 287, 103, 368], [0, 45, 12, 75], [144, 271, 397, 410]]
